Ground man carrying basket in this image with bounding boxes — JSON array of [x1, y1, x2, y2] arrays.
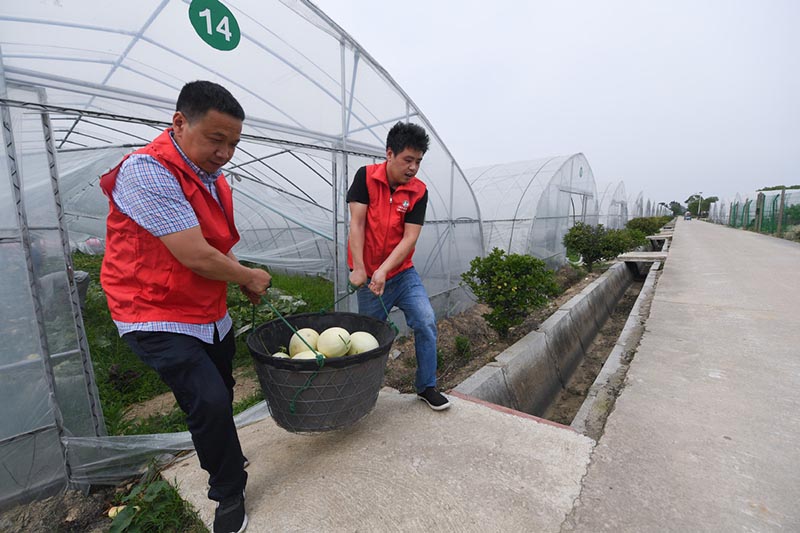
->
[[347, 122, 450, 411], [100, 81, 268, 533]]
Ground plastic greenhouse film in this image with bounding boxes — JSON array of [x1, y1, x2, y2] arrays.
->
[[64, 402, 269, 485]]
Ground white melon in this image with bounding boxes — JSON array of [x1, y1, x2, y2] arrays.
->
[[317, 327, 351, 357], [288, 328, 319, 356], [292, 350, 325, 361], [347, 331, 380, 355]]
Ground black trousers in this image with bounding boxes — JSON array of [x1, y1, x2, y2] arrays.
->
[[124, 329, 247, 501]]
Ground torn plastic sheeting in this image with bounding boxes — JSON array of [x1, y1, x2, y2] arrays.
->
[[65, 401, 270, 485]]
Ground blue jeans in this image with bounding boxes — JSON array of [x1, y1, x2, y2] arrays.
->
[[357, 267, 438, 392], [123, 329, 246, 502]]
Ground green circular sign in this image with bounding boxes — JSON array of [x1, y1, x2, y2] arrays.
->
[[189, 0, 240, 51]]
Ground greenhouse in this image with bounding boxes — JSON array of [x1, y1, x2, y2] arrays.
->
[[596, 180, 628, 229], [464, 154, 599, 268], [0, 0, 485, 509], [628, 190, 644, 219], [710, 198, 728, 224], [729, 193, 756, 229]]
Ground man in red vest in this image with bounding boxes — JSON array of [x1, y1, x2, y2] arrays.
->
[[347, 122, 450, 411], [100, 81, 268, 533]]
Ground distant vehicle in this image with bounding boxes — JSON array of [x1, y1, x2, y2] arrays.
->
[[684, 212, 692, 220]]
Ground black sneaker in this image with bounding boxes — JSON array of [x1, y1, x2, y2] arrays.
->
[[214, 492, 247, 533], [417, 387, 451, 411]]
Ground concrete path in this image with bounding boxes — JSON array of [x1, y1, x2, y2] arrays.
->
[[168, 390, 594, 532], [564, 219, 800, 532], [167, 218, 800, 532]]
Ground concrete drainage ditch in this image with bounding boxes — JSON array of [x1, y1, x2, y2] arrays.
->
[[453, 260, 661, 440]]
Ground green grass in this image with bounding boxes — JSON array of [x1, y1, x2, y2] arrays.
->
[[110, 463, 207, 533], [71, 252, 333, 435], [117, 391, 266, 435]]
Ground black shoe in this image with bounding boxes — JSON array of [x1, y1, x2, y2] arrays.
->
[[214, 492, 247, 533], [417, 387, 451, 411]]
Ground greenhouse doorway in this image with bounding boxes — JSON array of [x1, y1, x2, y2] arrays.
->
[[0, 83, 106, 511]]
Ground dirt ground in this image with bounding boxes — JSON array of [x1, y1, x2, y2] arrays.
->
[[0, 486, 117, 533], [1, 264, 643, 532]]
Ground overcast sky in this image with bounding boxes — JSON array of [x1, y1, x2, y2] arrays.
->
[[313, 0, 799, 206]]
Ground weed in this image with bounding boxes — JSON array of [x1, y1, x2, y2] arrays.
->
[[109, 463, 205, 533], [233, 391, 265, 416], [454, 335, 472, 361], [125, 408, 188, 435]]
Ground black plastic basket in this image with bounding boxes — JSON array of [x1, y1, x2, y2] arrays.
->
[[247, 312, 397, 433]]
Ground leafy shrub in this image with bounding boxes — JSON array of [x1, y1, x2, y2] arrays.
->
[[563, 223, 648, 271], [625, 216, 672, 236], [461, 248, 560, 337], [599, 228, 630, 259], [562, 222, 606, 272], [602, 228, 646, 258]]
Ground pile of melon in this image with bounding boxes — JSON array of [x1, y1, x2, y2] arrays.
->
[[272, 327, 380, 360]]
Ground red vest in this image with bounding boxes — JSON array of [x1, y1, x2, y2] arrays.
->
[[347, 162, 427, 280], [99, 129, 239, 323]]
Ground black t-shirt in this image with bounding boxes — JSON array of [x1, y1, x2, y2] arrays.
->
[[346, 166, 428, 225]]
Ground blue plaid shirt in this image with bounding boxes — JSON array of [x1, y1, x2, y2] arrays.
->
[[110, 132, 232, 343]]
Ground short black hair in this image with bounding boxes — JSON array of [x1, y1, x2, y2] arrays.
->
[[176, 80, 245, 122], [386, 122, 430, 155]]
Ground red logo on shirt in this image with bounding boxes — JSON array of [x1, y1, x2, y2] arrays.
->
[[397, 200, 410, 214]]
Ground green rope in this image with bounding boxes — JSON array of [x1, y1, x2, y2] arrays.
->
[[318, 283, 360, 314], [377, 294, 400, 335], [288, 369, 322, 414]]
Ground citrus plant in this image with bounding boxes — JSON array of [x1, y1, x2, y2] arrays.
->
[[461, 248, 560, 337], [562, 222, 606, 272], [563, 222, 649, 271]]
